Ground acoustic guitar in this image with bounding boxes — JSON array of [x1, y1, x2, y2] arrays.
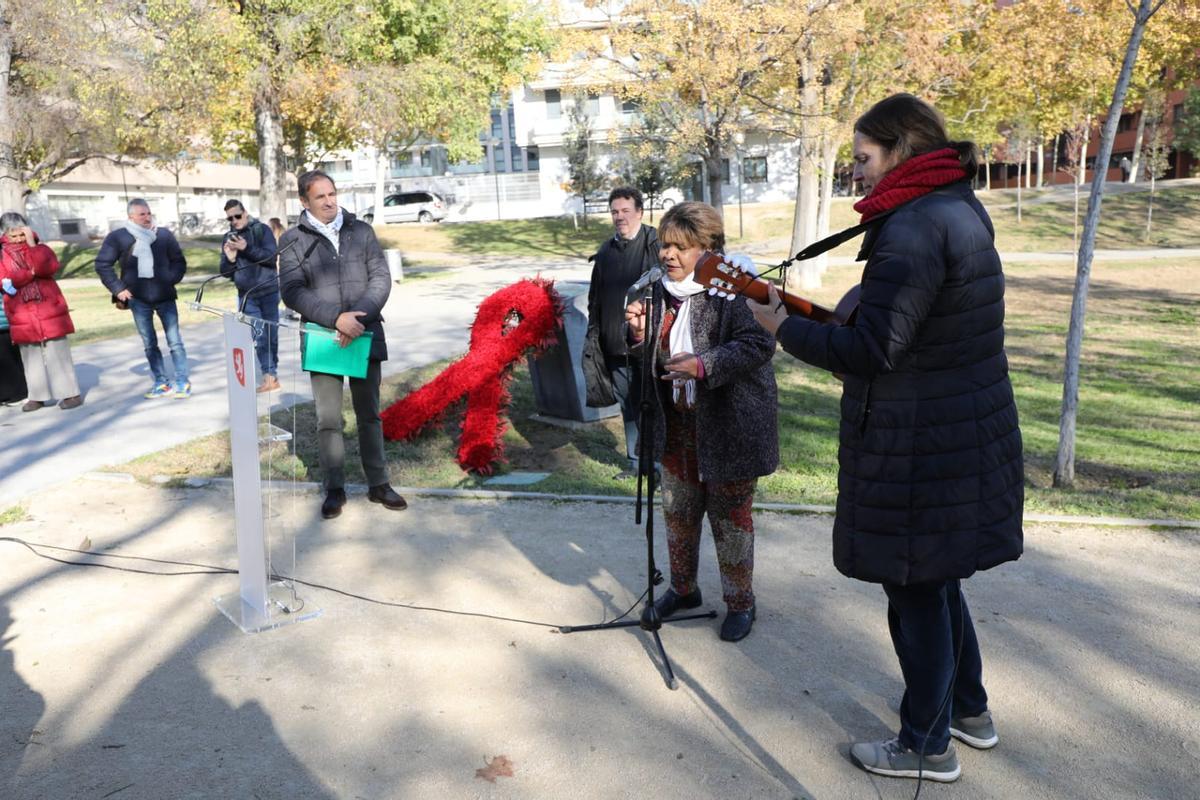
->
[[694, 252, 861, 325]]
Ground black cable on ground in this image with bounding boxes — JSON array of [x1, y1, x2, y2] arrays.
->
[[1, 536, 648, 632]]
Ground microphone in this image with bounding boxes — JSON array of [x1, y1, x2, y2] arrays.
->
[[626, 265, 664, 298]]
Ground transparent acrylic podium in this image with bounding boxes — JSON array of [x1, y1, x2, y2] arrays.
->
[[192, 298, 322, 633]]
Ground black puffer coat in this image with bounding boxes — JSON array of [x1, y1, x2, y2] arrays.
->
[[776, 181, 1023, 585]]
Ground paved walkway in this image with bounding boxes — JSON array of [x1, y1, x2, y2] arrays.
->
[[1, 478, 1196, 799], [0, 256, 591, 507]]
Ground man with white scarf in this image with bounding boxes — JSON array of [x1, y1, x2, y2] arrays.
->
[[624, 201, 779, 643], [278, 170, 407, 520], [95, 198, 191, 398]]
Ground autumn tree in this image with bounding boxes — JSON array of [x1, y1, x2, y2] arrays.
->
[[1054, 0, 1170, 488], [563, 103, 603, 224], [0, 0, 242, 212], [350, 0, 549, 222], [575, 0, 798, 217], [1174, 87, 1200, 170]]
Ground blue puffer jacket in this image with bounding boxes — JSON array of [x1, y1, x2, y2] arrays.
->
[[94, 227, 187, 304], [776, 181, 1023, 586]]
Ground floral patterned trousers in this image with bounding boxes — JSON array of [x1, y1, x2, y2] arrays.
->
[[659, 406, 757, 613]]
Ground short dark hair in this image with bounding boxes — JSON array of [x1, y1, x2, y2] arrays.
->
[[608, 186, 643, 212], [223, 199, 245, 213], [297, 170, 335, 200], [854, 93, 980, 175]]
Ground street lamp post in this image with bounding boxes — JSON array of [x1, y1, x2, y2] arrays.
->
[[732, 131, 745, 240], [490, 138, 503, 221]]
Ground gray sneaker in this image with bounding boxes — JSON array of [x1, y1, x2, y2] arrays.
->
[[850, 737, 961, 782], [951, 710, 999, 749]]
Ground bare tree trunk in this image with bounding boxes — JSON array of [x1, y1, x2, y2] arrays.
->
[[1145, 173, 1156, 239], [1025, 144, 1033, 188], [255, 93, 289, 222], [706, 148, 724, 218], [1016, 156, 1023, 224], [174, 167, 182, 226], [0, 4, 26, 213], [373, 144, 387, 225], [815, 133, 837, 276], [1036, 137, 1045, 187], [1054, 0, 1164, 488], [788, 51, 820, 290], [984, 150, 991, 191], [1128, 107, 1146, 182], [1078, 118, 1090, 186], [1050, 134, 1060, 184]]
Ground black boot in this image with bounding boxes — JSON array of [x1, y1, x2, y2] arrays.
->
[[640, 587, 702, 626], [719, 604, 756, 642], [321, 488, 348, 519], [367, 483, 408, 510]]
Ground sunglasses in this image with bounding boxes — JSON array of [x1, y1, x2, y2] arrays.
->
[[226, 212, 244, 222]]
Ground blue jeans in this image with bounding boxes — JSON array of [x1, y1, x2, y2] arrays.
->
[[882, 579, 989, 754], [241, 292, 280, 377], [129, 298, 188, 385]]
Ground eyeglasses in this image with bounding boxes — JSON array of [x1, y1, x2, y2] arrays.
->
[[226, 213, 244, 222]]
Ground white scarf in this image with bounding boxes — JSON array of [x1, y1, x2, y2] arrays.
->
[[304, 209, 344, 251], [123, 221, 158, 279], [662, 270, 707, 408]]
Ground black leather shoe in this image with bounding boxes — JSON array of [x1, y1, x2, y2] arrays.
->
[[640, 587, 702, 625], [321, 488, 347, 519], [719, 604, 756, 642], [368, 483, 408, 510]]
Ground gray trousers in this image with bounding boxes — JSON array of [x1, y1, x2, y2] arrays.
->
[[309, 362, 388, 491], [20, 337, 80, 403]]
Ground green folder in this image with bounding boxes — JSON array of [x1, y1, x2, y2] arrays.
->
[[301, 322, 373, 378]]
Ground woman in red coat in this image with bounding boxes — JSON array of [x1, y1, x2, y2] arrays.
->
[[0, 213, 83, 411]]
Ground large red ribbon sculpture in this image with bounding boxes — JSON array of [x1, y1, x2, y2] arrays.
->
[[381, 278, 563, 474]]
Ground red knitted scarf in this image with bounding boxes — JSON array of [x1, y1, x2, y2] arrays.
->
[[854, 147, 967, 222]]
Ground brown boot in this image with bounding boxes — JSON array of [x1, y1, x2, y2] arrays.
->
[[59, 395, 84, 410], [21, 400, 45, 412], [257, 374, 281, 393]]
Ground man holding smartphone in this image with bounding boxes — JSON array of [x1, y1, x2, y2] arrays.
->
[[219, 199, 280, 393]]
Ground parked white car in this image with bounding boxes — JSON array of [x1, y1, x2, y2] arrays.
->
[[363, 191, 447, 224]]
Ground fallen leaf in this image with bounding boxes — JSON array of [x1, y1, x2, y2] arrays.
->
[[475, 754, 515, 783], [79, 537, 92, 551]]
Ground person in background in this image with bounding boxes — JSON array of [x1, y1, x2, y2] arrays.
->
[[624, 201, 778, 643], [748, 93, 1023, 784], [0, 271, 26, 406], [279, 170, 407, 520], [220, 199, 280, 393], [585, 187, 659, 479], [94, 198, 191, 399], [0, 213, 82, 412]]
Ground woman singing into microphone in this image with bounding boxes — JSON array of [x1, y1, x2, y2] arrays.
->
[[625, 201, 778, 642], [749, 93, 1023, 783]]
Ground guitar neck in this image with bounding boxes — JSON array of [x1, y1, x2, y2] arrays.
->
[[737, 277, 838, 324]]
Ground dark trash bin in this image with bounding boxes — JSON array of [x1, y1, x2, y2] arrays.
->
[[526, 281, 620, 422]]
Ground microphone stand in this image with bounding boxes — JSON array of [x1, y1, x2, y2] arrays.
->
[[558, 278, 715, 690]]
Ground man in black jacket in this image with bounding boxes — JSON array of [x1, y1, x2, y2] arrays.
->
[[219, 199, 280, 393], [279, 170, 407, 519], [586, 187, 659, 479], [94, 199, 191, 399]]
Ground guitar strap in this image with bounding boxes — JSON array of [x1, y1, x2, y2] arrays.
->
[[787, 209, 897, 264]]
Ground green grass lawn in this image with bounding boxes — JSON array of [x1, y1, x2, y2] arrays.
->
[[50, 241, 223, 280], [60, 282, 237, 345], [369, 185, 1200, 267], [117, 255, 1200, 521]]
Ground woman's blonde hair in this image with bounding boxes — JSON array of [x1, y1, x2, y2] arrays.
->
[[658, 201, 725, 254]]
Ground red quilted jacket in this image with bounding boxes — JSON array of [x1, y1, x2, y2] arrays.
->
[[0, 235, 75, 344]]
